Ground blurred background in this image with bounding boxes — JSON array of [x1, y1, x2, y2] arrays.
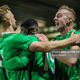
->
[[0, 0, 80, 39]]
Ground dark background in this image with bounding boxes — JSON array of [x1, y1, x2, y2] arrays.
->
[[0, 0, 80, 38]]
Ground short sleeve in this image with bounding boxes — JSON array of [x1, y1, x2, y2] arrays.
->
[[74, 30, 80, 34], [9, 33, 39, 51]]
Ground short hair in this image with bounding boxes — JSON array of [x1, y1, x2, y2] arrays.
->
[[0, 5, 10, 23], [59, 5, 76, 21], [21, 18, 38, 29]]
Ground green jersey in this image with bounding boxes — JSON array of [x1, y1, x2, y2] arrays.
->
[[0, 68, 7, 80], [0, 40, 8, 80], [0, 33, 54, 80], [53, 29, 80, 80]]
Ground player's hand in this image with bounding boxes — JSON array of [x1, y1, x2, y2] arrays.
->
[[70, 31, 80, 44], [35, 34, 49, 42]]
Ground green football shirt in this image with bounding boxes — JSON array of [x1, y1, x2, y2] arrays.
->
[[0, 33, 54, 80], [53, 29, 80, 80], [0, 33, 39, 80]]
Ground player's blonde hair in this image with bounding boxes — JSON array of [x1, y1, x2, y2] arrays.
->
[[59, 5, 76, 21], [0, 5, 10, 23]]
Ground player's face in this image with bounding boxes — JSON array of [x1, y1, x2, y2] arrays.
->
[[54, 9, 69, 32], [5, 10, 16, 28], [28, 25, 38, 34]]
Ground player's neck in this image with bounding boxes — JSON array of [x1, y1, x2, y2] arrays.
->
[[61, 26, 73, 36]]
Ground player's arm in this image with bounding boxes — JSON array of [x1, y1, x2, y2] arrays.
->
[[29, 33, 80, 52], [56, 45, 80, 67]]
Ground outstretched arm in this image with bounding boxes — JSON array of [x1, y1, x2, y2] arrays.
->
[[29, 32, 80, 52]]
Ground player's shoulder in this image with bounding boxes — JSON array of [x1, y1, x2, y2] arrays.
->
[[74, 29, 80, 34]]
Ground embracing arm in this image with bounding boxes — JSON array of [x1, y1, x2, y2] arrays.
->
[[29, 36, 78, 52], [56, 45, 80, 67]]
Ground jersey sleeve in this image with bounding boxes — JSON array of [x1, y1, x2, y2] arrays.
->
[[9, 33, 39, 50]]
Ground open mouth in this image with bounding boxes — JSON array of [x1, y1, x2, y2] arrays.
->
[[56, 22, 59, 26]]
